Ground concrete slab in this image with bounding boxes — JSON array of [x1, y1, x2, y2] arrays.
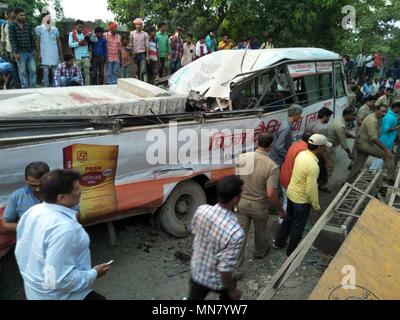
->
[[0, 82, 186, 117]]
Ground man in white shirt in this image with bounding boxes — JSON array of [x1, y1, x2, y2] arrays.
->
[[365, 54, 375, 80], [356, 51, 366, 81], [15, 170, 111, 300], [181, 33, 195, 67]]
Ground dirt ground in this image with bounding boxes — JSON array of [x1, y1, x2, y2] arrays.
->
[[0, 146, 353, 300]]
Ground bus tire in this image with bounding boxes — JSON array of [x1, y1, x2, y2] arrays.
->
[[159, 180, 207, 238]]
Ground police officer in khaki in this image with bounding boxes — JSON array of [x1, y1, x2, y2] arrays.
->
[[326, 107, 356, 178], [235, 132, 286, 279], [347, 104, 396, 184]]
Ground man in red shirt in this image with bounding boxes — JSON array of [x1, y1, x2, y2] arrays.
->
[[279, 133, 312, 210], [374, 52, 382, 77]]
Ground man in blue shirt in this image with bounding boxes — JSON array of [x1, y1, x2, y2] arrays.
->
[[380, 102, 400, 150], [2, 162, 50, 234], [369, 102, 400, 173], [91, 27, 107, 85], [15, 170, 111, 300]]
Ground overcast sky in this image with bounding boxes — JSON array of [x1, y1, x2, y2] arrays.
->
[[61, 0, 115, 21]]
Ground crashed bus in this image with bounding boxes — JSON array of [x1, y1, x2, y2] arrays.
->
[[0, 48, 349, 256]]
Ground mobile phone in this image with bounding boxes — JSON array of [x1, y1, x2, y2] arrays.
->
[[106, 260, 114, 265]]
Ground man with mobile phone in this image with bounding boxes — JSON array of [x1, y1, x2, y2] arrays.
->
[[15, 170, 111, 300]]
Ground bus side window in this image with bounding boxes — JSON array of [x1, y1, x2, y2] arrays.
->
[[319, 73, 333, 100], [256, 69, 290, 111], [335, 63, 346, 98], [231, 79, 257, 110], [293, 75, 319, 106]]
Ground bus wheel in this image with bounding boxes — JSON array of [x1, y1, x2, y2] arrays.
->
[[159, 180, 207, 238]]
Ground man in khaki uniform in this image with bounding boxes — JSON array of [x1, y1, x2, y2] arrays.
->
[[326, 107, 356, 178], [376, 87, 394, 108], [347, 105, 395, 184], [349, 96, 377, 170], [235, 132, 286, 279]]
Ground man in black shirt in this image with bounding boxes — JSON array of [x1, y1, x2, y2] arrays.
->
[[8, 7, 37, 88]]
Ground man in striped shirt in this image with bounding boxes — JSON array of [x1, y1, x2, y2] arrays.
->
[[189, 176, 245, 300]]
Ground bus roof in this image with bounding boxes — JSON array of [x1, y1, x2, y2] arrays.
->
[[169, 47, 342, 99]]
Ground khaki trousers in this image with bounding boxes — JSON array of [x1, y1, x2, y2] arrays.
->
[[347, 141, 395, 184], [236, 199, 270, 274], [76, 58, 91, 86]]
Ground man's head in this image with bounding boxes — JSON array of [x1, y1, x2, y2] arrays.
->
[[186, 33, 193, 44], [133, 18, 144, 31], [302, 132, 313, 143], [5, 8, 15, 20], [223, 35, 229, 43], [318, 107, 333, 124], [217, 176, 244, 208], [287, 104, 303, 122], [75, 20, 84, 33], [122, 37, 129, 46], [209, 30, 215, 38], [343, 107, 356, 122], [385, 87, 395, 98], [14, 8, 25, 23], [365, 95, 377, 108], [199, 33, 207, 44], [258, 132, 274, 152], [108, 22, 118, 34], [40, 170, 81, 208], [391, 101, 400, 114], [308, 134, 332, 156], [159, 22, 167, 33], [64, 54, 75, 67], [175, 26, 183, 36], [95, 26, 104, 38], [376, 104, 388, 119], [148, 26, 156, 38], [352, 84, 360, 93], [25, 162, 50, 197], [267, 36, 273, 43]]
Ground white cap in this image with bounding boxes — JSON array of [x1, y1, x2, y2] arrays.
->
[[309, 134, 332, 148]]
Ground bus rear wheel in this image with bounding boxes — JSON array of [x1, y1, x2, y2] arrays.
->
[[159, 180, 207, 238]]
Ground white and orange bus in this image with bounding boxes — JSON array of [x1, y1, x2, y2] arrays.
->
[[0, 48, 349, 256]]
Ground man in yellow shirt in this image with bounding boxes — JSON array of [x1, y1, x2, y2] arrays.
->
[[274, 134, 331, 257], [218, 35, 234, 50]]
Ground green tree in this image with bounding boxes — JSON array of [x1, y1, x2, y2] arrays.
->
[[53, 0, 65, 21], [107, 0, 349, 50]]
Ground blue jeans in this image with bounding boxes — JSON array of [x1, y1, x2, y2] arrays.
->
[[275, 198, 312, 257], [42, 65, 57, 87], [170, 59, 181, 75], [120, 66, 129, 78], [106, 61, 120, 84], [4, 51, 21, 89], [59, 76, 82, 87], [134, 53, 147, 82], [17, 51, 37, 88]]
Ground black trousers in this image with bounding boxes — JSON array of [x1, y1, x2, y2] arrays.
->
[[91, 56, 105, 85], [188, 279, 232, 301], [159, 57, 166, 78], [84, 291, 107, 300], [318, 156, 328, 187], [275, 198, 311, 257]]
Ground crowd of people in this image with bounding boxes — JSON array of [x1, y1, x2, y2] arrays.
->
[[6, 87, 400, 300], [0, 7, 275, 90]]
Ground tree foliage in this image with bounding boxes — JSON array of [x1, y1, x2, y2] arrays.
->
[[107, 0, 400, 57]]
